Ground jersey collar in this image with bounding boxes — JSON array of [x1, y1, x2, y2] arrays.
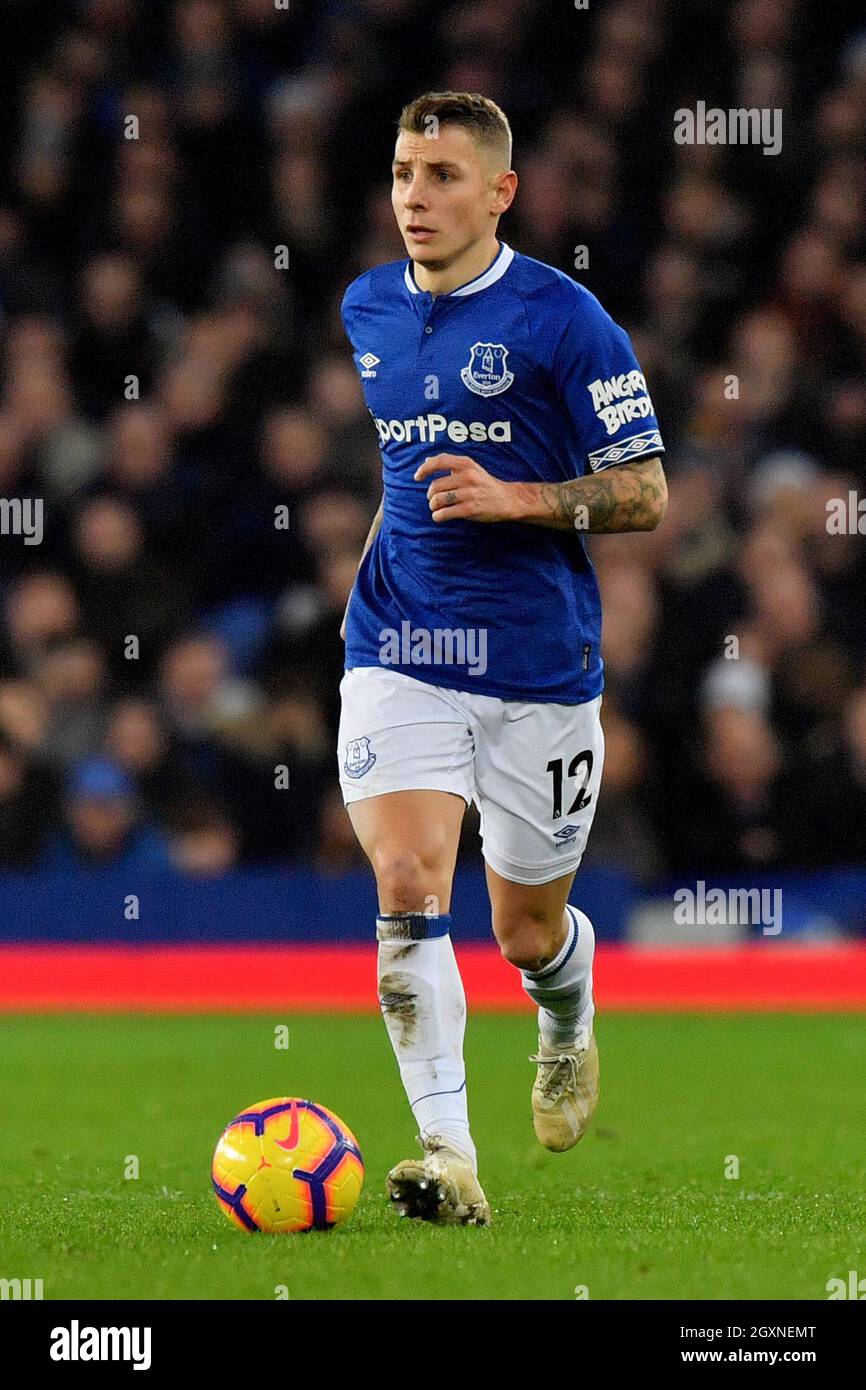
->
[[403, 241, 515, 299]]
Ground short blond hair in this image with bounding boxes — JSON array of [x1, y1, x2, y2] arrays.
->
[[397, 91, 512, 169]]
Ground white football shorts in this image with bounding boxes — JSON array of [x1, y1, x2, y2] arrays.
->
[[338, 665, 605, 885]]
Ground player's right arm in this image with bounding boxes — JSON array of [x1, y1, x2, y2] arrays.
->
[[340, 494, 383, 640], [339, 270, 385, 641]]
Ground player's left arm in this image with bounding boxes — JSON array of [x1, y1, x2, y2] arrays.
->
[[415, 451, 668, 533], [517, 452, 668, 532]]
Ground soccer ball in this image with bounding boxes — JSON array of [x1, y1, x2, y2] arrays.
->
[[212, 1096, 364, 1234]]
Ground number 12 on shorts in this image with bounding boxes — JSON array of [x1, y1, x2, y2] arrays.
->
[[546, 751, 594, 820]]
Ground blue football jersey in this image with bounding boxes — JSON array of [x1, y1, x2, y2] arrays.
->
[[340, 241, 664, 703]]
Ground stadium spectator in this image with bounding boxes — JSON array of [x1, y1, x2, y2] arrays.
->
[[40, 756, 172, 872]]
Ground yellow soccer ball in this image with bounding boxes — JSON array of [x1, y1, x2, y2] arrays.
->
[[212, 1096, 364, 1233]]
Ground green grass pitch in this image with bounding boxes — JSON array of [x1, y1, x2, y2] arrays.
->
[[0, 1012, 864, 1300]]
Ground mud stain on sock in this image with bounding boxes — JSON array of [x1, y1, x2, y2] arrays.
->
[[392, 943, 420, 961], [379, 972, 418, 1046]]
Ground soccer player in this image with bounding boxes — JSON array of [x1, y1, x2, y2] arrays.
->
[[339, 92, 667, 1225]]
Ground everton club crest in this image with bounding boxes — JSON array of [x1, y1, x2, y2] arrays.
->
[[460, 342, 514, 397], [344, 736, 376, 779]]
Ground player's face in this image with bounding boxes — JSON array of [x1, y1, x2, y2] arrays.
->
[[391, 126, 505, 270]]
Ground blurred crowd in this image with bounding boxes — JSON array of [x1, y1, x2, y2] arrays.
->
[[1, 0, 865, 879]]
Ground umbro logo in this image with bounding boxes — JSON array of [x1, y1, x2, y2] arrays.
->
[[359, 352, 380, 378], [553, 824, 581, 845]]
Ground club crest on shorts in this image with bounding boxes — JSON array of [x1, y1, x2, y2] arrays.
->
[[461, 342, 514, 397], [344, 735, 376, 779]]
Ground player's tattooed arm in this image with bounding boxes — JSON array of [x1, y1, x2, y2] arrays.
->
[[518, 455, 669, 533], [341, 494, 383, 639], [415, 452, 668, 532]]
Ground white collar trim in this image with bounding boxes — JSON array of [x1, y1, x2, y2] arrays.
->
[[403, 242, 514, 298]]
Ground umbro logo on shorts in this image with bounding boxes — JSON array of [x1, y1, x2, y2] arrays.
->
[[553, 824, 581, 845]]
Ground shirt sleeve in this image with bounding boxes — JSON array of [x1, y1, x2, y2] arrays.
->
[[549, 279, 665, 474], [340, 270, 373, 357], [339, 279, 360, 349]]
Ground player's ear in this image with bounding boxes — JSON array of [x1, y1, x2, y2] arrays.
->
[[492, 170, 517, 214]]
